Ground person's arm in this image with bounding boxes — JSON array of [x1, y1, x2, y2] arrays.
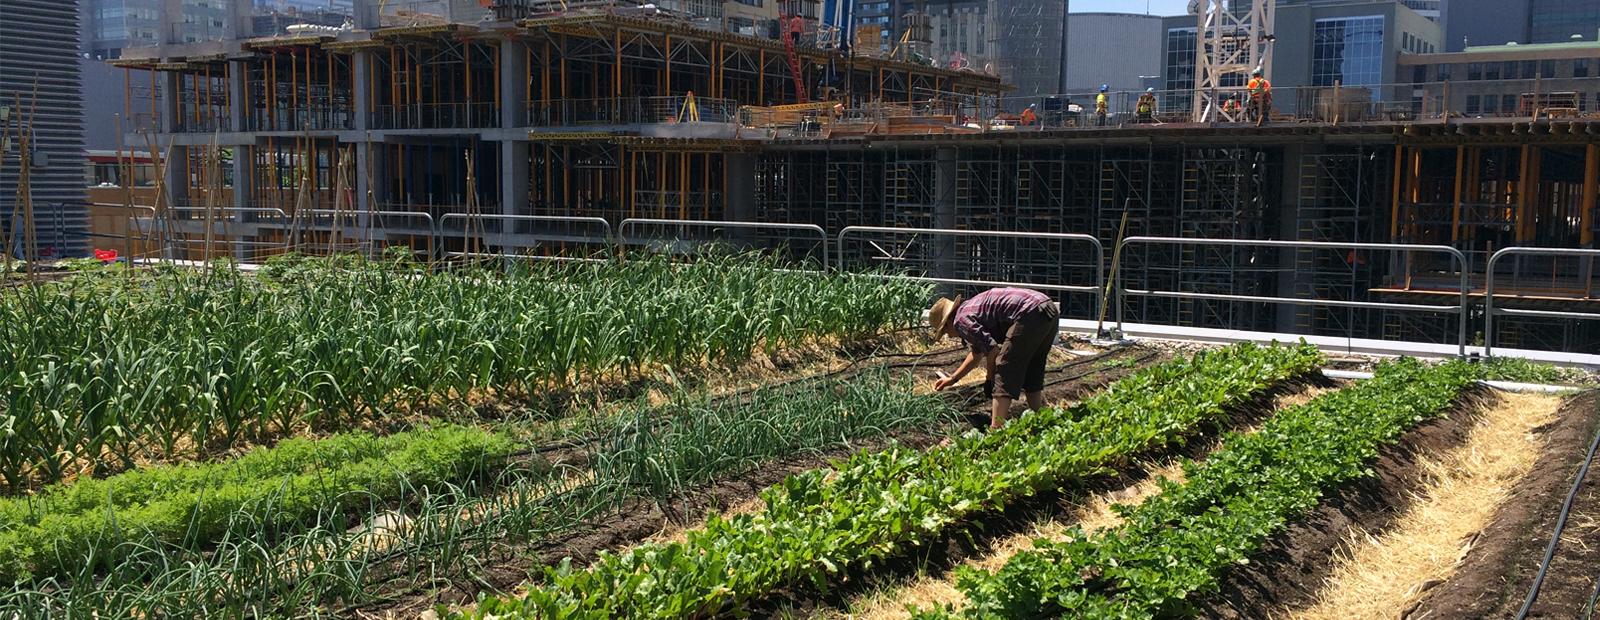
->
[[934, 349, 984, 391]]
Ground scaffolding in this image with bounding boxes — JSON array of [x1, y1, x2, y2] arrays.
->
[[1293, 147, 1388, 339]]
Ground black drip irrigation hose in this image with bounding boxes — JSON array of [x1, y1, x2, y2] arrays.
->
[[1587, 575, 1600, 620], [1514, 403, 1600, 620]]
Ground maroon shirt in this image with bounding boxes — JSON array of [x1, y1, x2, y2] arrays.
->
[[951, 288, 1052, 354]]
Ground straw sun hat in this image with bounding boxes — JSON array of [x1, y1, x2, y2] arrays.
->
[[927, 296, 963, 340]]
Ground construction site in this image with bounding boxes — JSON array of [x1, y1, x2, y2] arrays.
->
[[94, 0, 1600, 355]]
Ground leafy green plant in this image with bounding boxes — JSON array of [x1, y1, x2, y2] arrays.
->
[[1482, 357, 1596, 387], [932, 357, 1482, 619], [0, 369, 957, 617], [0, 425, 514, 581], [461, 342, 1322, 619]]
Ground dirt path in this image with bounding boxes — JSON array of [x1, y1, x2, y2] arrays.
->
[[1409, 390, 1600, 620], [1281, 392, 1567, 620], [1193, 390, 1494, 618]]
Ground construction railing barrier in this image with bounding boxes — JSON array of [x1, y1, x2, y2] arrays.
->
[[1114, 237, 1473, 358], [160, 206, 294, 261], [81, 208, 1600, 358], [1485, 247, 1600, 357], [837, 226, 1107, 331], [290, 209, 438, 259], [439, 213, 613, 262], [618, 219, 828, 270]]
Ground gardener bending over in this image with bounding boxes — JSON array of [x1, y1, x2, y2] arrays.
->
[[928, 287, 1060, 429]]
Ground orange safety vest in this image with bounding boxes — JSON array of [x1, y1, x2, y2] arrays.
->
[[1248, 77, 1272, 98]]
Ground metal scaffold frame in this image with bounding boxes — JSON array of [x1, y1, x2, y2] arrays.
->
[[1192, 0, 1274, 123]]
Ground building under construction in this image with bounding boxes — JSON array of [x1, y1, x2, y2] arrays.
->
[[104, 0, 1600, 354]]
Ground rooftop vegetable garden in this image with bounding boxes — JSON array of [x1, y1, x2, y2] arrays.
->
[[1, 254, 1594, 619]]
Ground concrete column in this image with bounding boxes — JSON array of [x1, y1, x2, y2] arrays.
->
[[934, 147, 959, 285], [500, 40, 529, 129], [725, 153, 757, 223], [352, 50, 373, 132], [1275, 143, 1314, 335], [498, 41, 531, 229], [158, 70, 183, 137], [231, 144, 253, 261], [231, 144, 253, 209], [228, 60, 248, 132], [500, 142, 530, 222]]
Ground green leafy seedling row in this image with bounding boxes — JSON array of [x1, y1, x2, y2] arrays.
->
[[463, 342, 1323, 619], [0, 425, 514, 581], [937, 357, 1481, 619]]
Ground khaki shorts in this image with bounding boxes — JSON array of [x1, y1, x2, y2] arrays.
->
[[991, 303, 1060, 399]]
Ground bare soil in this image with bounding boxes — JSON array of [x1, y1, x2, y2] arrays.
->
[[1410, 390, 1600, 620], [1193, 390, 1492, 619], [352, 343, 1161, 618]]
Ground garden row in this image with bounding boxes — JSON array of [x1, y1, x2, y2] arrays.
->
[[0, 254, 926, 488], [0, 369, 956, 617], [464, 342, 1324, 618], [924, 356, 1483, 619]]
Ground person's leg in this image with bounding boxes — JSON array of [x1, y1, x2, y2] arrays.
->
[[1020, 304, 1059, 414], [991, 395, 1012, 429], [992, 305, 1057, 429]]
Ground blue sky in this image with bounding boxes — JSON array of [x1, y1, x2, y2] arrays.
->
[[1071, 0, 1192, 16]]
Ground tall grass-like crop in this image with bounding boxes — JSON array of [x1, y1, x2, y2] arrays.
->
[[0, 254, 928, 488], [0, 369, 957, 617]]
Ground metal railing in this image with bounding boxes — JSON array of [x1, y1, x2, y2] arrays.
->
[[838, 226, 1106, 327], [246, 109, 355, 132], [440, 213, 613, 261], [290, 209, 438, 258], [527, 96, 739, 127], [620, 218, 827, 269], [1484, 247, 1600, 357], [370, 103, 498, 130], [1115, 237, 1472, 357]]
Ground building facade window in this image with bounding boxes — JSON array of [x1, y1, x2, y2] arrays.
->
[[1437, 63, 1451, 81], [1311, 16, 1385, 88], [1164, 27, 1197, 112], [1529, 0, 1600, 44], [1576, 58, 1591, 78], [1466, 94, 1481, 113]]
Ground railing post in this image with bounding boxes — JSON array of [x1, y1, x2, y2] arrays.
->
[[1485, 250, 1499, 357]]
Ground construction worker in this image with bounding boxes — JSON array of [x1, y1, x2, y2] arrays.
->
[[1223, 94, 1242, 117], [1135, 88, 1157, 123], [1019, 103, 1038, 126], [928, 288, 1061, 430], [1248, 68, 1272, 125], [1095, 84, 1110, 126]]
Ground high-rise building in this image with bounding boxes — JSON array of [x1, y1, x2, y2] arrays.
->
[[995, 1, 1067, 100], [1161, 0, 1440, 112], [1061, 12, 1162, 94], [1443, 0, 1600, 51], [2, 0, 90, 258]]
